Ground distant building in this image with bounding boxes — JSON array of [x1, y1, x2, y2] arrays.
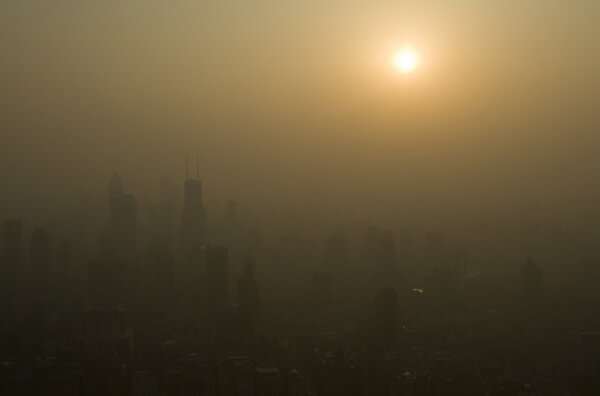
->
[[2, 219, 22, 279], [182, 154, 207, 251], [522, 256, 543, 300], [226, 200, 238, 229], [424, 266, 459, 311], [450, 244, 468, 291], [374, 287, 398, 348], [309, 272, 333, 318], [380, 231, 396, 275], [424, 231, 444, 270], [146, 236, 174, 320], [365, 227, 397, 285], [56, 240, 73, 293], [88, 232, 130, 306], [288, 369, 314, 396], [182, 179, 207, 250], [207, 246, 228, 312], [397, 225, 414, 264], [82, 306, 134, 360], [109, 195, 137, 252], [255, 366, 283, 396], [107, 173, 137, 252], [30, 227, 50, 295], [325, 233, 348, 273], [108, 172, 124, 199], [158, 174, 176, 234], [238, 262, 260, 322]]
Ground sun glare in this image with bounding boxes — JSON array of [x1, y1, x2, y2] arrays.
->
[[393, 48, 419, 73]]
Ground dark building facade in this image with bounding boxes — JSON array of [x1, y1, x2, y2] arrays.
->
[[207, 246, 228, 312], [30, 227, 50, 296]]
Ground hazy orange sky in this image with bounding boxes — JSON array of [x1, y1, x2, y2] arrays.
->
[[1, 0, 600, 216]]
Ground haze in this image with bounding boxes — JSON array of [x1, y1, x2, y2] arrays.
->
[[3, 1, 600, 395], [1, 0, 599, 218]]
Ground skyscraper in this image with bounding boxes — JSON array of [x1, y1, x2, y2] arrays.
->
[[374, 287, 398, 348], [108, 172, 124, 199], [365, 227, 397, 285], [56, 240, 73, 297], [238, 262, 260, 322], [522, 256, 543, 300], [146, 236, 174, 320], [30, 227, 50, 295], [424, 230, 444, 270], [2, 220, 22, 280], [206, 246, 228, 312], [308, 272, 333, 319], [108, 173, 137, 251], [182, 154, 207, 251], [324, 232, 348, 273]]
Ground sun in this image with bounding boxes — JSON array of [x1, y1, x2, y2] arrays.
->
[[393, 48, 419, 73]]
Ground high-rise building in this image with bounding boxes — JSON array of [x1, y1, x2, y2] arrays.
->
[[309, 272, 333, 318], [146, 236, 174, 320], [158, 174, 176, 236], [374, 287, 398, 348], [380, 230, 396, 275], [522, 256, 543, 300], [182, 154, 207, 251], [206, 246, 228, 312], [30, 227, 50, 295], [82, 306, 134, 360], [107, 173, 137, 251], [88, 232, 130, 306], [325, 233, 348, 273], [365, 227, 397, 285], [237, 262, 260, 322], [56, 240, 73, 296], [2, 219, 22, 280], [397, 225, 414, 264], [108, 172, 124, 199], [255, 366, 282, 396], [225, 200, 238, 229], [110, 198, 137, 251], [424, 231, 444, 269]]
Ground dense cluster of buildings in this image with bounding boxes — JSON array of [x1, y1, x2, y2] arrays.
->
[[1, 166, 600, 395]]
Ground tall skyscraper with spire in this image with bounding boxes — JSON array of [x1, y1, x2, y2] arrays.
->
[[182, 153, 207, 251]]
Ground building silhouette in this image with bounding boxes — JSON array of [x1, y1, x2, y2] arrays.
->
[[325, 232, 348, 273], [309, 272, 333, 319], [56, 239, 74, 298], [182, 153, 207, 251], [397, 225, 414, 265], [2, 219, 22, 281], [88, 232, 131, 307], [238, 261, 260, 322], [30, 227, 50, 296], [226, 200, 238, 230], [108, 172, 124, 199], [365, 227, 397, 286], [145, 236, 174, 321], [424, 230, 444, 270], [206, 246, 228, 313], [108, 174, 137, 251], [522, 256, 543, 300], [374, 287, 398, 348]]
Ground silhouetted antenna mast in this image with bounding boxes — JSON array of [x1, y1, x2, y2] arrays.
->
[[186, 152, 189, 180], [196, 152, 199, 180]]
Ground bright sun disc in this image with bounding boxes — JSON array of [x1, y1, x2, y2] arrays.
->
[[393, 49, 419, 73]]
